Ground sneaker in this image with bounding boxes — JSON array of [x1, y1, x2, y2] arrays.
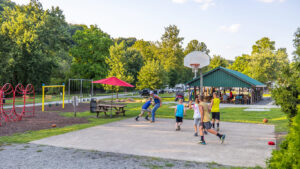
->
[[135, 117, 139, 121], [217, 127, 220, 132], [194, 133, 198, 137], [178, 126, 181, 131], [145, 116, 149, 121], [150, 120, 155, 123], [204, 130, 208, 135], [221, 135, 226, 144], [199, 140, 206, 145]]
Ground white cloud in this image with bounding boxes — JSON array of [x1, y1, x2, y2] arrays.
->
[[172, 0, 188, 4], [193, 0, 215, 10], [219, 24, 241, 33], [258, 0, 286, 3]]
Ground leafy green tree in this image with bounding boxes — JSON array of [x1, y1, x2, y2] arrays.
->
[[271, 28, 300, 120], [115, 37, 136, 48], [267, 28, 300, 169], [184, 39, 210, 55], [0, 0, 15, 12], [208, 55, 229, 70], [158, 25, 185, 86], [252, 37, 275, 55], [248, 37, 289, 83], [137, 60, 168, 90], [132, 40, 159, 61], [229, 54, 251, 75], [124, 47, 143, 85], [70, 25, 112, 80], [105, 42, 134, 97], [0, 0, 71, 87]]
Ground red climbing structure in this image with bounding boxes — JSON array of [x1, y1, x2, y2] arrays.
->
[[0, 83, 35, 126]]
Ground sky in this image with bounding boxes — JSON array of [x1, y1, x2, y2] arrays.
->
[[12, 0, 300, 60]]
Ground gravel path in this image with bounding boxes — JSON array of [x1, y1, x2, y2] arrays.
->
[[0, 144, 230, 169]]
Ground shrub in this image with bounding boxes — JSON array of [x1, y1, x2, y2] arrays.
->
[[267, 110, 300, 169]]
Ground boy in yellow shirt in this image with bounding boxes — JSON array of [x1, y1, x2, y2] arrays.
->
[[210, 92, 221, 131], [199, 96, 226, 145]]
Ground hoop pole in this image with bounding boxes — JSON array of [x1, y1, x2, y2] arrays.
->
[[200, 69, 203, 96], [62, 84, 65, 109], [42, 84, 45, 112]]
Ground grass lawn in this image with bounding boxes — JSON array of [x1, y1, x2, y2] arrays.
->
[[0, 102, 288, 144]]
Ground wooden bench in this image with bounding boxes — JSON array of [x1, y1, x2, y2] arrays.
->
[[92, 100, 127, 118]]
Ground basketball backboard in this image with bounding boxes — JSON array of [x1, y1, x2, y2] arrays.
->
[[184, 51, 210, 69]]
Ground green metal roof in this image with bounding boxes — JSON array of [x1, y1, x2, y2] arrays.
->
[[186, 66, 266, 88]]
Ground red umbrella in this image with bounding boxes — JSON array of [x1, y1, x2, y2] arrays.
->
[[92, 77, 134, 118], [92, 77, 134, 87]]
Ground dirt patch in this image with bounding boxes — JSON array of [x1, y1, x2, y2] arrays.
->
[[0, 103, 90, 137]]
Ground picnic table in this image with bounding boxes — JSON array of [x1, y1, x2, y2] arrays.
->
[[90, 99, 127, 118]]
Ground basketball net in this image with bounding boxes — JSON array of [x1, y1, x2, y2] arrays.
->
[[190, 64, 200, 79]]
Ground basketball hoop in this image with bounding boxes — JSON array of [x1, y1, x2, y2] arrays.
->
[[184, 51, 210, 96]]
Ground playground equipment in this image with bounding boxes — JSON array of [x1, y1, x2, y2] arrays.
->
[[68, 79, 93, 103], [0, 83, 35, 126], [42, 84, 65, 112]]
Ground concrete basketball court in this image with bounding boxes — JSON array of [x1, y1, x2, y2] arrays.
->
[[31, 118, 276, 167]]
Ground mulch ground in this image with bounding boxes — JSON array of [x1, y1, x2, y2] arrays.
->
[[0, 103, 90, 137]]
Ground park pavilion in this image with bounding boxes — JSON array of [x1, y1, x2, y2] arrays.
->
[[185, 66, 266, 104]]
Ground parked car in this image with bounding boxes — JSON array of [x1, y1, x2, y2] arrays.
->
[[140, 89, 150, 97], [175, 91, 185, 101]]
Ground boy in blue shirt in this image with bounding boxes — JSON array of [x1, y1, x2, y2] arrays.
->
[[135, 98, 152, 121], [175, 99, 186, 131]]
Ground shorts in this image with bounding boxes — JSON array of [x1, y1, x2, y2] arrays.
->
[[202, 122, 212, 129], [211, 112, 220, 120], [140, 109, 151, 115], [194, 118, 201, 126], [176, 116, 183, 123]]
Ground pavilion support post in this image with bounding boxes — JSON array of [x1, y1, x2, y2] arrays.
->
[[188, 87, 191, 101]]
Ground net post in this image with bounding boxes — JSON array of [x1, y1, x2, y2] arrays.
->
[[42, 83, 45, 112], [62, 83, 65, 109]]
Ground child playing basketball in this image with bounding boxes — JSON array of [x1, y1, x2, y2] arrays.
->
[[193, 98, 201, 136], [175, 99, 186, 131], [135, 98, 152, 121], [210, 92, 221, 131], [199, 96, 225, 145]]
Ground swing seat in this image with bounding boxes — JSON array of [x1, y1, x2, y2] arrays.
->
[[55, 103, 59, 106], [48, 104, 52, 107]]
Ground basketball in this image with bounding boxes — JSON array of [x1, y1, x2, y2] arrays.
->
[[52, 124, 57, 128], [263, 118, 268, 123]]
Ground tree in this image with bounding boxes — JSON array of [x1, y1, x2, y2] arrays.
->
[[158, 25, 185, 86], [0, 0, 15, 12], [184, 39, 210, 55], [248, 37, 289, 83], [70, 25, 112, 80], [115, 37, 136, 48], [124, 47, 143, 85], [137, 60, 168, 90], [208, 55, 229, 70], [267, 28, 300, 169], [251, 37, 275, 55], [271, 28, 300, 120], [132, 40, 159, 61], [0, 0, 71, 87], [229, 54, 251, 75], [105, 42, 134, 97]]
